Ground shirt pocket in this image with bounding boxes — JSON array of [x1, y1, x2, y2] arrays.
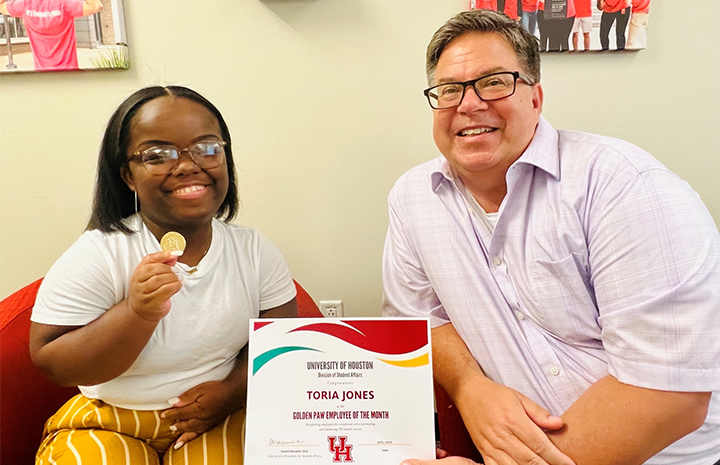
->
[[527, 253, 601, 345]]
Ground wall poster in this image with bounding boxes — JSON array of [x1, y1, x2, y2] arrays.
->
[[0, 0, 128, 73], [469, 0, 651, 52]]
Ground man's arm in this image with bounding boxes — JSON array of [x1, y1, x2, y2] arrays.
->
[[0, 1, 12, 15], [551, 165, 720, 463], [547, 375, 710, 465], [433, 323, 575, 465], [430, 325, 709, 465], [81, 0, 102, 16]]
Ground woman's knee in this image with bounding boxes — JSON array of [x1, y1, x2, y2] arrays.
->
[[37, 429, 161, 465]]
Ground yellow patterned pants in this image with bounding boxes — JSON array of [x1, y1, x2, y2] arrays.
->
[[36, 394, 245, 465]]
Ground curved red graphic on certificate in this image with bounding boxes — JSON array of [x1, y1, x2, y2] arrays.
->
[[289, 320, 427, 355], [254, 321, 274, 331]]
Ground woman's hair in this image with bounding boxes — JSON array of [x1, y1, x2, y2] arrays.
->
[[87, 86, 239, 234], [426, 9, 541, 86]]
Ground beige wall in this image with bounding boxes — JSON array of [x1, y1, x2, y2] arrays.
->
[[1, 1, 719, 316]]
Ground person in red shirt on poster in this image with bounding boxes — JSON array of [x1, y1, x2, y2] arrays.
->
[[597, 0, 631, 50], [470, 0, 525, 23], [571, 0, 592, 51], [520, 0, 539, 35], [0, 0, 103, 70], [470, 1, 522, 24], [626, 0, 650, 49], [500, 0, 520, 21], [469, 0, 497, 10], [537, 0, 575, 52]]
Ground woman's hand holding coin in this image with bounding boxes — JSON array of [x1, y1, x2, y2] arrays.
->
[[128, 232, 187, 322], [128, 250, 183, 322]]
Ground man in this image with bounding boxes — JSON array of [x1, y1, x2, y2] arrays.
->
[[383, 10, 720, 465], [0, 0, 103, 70]]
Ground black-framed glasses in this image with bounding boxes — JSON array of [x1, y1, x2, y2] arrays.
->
[[127, 140, 227, 175], [423, 71, 533, 109]]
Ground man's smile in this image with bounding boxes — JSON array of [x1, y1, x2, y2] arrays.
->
[[458, 126, 498, 137]]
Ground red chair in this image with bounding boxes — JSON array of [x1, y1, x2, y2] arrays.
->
[[434, 382, 483, 462], [0, 278, 322, 465]]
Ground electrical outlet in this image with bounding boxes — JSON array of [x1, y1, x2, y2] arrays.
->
[[319, 300, 344, 318]]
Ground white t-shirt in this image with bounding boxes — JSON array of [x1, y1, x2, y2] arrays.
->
[[457, 178, 500, 233], [32, 215, 296, 410]]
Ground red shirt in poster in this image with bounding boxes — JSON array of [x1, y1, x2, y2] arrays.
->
[[601, 0, 630, 13], [6, 0, 85, 70], [631, 0, 650, 14], [522, 0, 539, 13], [503, 1, 519, 19], [469, 0, 498, 11], [539, 0, 575, 18], [574, 0, 592, 18]]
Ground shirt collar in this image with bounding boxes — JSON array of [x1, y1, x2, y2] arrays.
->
[[431, 158, 455, 192], [429, 115, 560, 190], [513, 116, 560, 180]]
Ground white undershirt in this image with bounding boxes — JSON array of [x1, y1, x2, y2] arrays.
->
[[457, 179, 499, 233]]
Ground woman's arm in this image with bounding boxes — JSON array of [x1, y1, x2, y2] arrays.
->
[[30, 250, 182, 386], [258, 297, 298, 319]]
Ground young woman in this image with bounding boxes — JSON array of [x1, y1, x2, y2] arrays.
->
[[30, 86, 297, 464]]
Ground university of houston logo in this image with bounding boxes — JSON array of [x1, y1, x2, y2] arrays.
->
[[327, 436, 353, 463]]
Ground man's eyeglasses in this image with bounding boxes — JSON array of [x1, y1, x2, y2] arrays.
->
[[423, 71, 533, 110], [127, 140, 227, 175]]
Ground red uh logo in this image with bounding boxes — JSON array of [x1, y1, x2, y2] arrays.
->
[[327, 436, 353, 463]]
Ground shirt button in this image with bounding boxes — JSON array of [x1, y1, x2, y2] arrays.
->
[[515, 311, 525, 321], [550, 366, 560, 376], [493, 257, 501, 266]]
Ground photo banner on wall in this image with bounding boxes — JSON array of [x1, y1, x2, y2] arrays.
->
[[468, 0, 650, 52], [0, 0, 128, 73]]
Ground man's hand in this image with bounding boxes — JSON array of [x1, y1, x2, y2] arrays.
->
[[454, 374, 573, 465], [161, 379, 242, 449], [431, 323, 574, 465], [128, 251, 181, 322], [401, 458, 477, 465], [400, 448, 478, 465]]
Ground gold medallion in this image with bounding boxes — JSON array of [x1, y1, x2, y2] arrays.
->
[[160, 231, 186, 254]]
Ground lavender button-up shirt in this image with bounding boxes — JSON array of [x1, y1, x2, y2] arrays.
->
[[382, 117, 720, 463]]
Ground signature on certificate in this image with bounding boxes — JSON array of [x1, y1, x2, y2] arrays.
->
[[269, 438, 305, 446]]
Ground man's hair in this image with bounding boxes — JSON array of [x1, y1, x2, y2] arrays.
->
[[426, 9, 541, 86], [87, 85, 239, 234]]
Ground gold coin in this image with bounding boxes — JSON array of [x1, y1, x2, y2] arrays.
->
[[160, 231, 186, 253]]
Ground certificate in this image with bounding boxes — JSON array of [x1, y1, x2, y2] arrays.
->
[[245, 318, 435, 464]]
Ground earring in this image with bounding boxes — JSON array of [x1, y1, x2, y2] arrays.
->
[[134, 191, 139, 214]]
